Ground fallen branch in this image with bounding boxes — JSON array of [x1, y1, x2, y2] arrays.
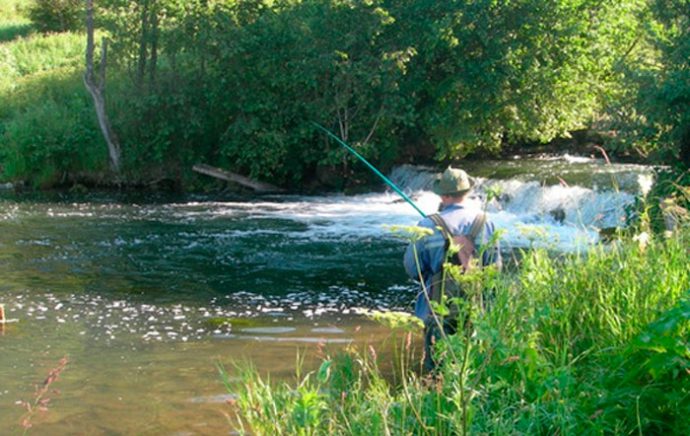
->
[[193, 164, 285, 193]]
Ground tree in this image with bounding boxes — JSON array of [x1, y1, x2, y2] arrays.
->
[[639, 0, 689, 167], [385, 0, 647, 159], [84, 0, 122, 173], [29, 0, 83, 33]]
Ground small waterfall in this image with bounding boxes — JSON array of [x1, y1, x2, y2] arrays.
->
[[388, 165, 438, 192], [388, 158, 657, 250]]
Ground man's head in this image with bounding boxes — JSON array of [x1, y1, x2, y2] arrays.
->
[[433, 166, 473, 205]]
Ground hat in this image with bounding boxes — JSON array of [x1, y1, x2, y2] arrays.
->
[[433, 166, 473, 196]]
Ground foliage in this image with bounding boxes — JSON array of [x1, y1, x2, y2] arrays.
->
[[229, 228, 690, 434], [0, 70, 107, 186], [0, 26, 104, 186], [0, 0, 32, 43], [384, 0, 647, 159], [609, 0, 690, 167], [1, 0, 689, 187], [28, 0, 83, 33], [0, 31, 84, 91], [213, 0, 412, 185], [0, 0, 26, 23]]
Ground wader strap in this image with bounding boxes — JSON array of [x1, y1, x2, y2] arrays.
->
[[468, 212, 487, 242], [429, 214, 453, 241]]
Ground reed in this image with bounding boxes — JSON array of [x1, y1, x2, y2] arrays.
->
[[18, 356, 69, 434]]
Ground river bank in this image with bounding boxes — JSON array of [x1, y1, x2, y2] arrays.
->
[[2, 0, 688, 194], [231, 227, 690, 435]]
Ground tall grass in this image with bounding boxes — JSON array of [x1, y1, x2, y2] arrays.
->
[[0, 69, 107, 185], [0, 0, 28, 24], [0, 10, 105, 185], [0, 31, 84, 91], [227, 227, 690, 435]]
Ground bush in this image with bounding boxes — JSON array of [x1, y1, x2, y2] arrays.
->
[[28, 0, 83, 33], [0, 70, 106, 185]]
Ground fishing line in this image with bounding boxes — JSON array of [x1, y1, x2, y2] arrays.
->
[[312, 122, 427, 218]]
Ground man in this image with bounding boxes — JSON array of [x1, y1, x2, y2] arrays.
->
[[404, 166, 501, 372]]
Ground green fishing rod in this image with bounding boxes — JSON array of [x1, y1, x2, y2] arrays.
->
[[313, 122, 427, 218]]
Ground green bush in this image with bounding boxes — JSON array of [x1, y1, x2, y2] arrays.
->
[[28, 0, 83, 33], [0, 70, 106, 185]]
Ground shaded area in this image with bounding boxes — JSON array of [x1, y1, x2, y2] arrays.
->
[[0, 22, 31, 42]]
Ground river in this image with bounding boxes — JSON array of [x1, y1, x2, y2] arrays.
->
[[0, 155, 656, 434]]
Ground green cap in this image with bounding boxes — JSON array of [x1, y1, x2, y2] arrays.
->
[[433, 166, 473, 196]]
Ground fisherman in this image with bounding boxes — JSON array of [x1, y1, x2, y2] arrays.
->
[[403, 166, 501, 372]]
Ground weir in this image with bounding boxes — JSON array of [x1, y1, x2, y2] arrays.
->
[[388, 158, 656, 250]]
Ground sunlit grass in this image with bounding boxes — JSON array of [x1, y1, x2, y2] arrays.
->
[[0, 0, 31, 42], [0, 0, 28, 24], [0, 31, 84, 91]]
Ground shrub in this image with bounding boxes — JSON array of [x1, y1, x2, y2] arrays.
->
[[0, 70, 106, 185], [28, 0, 83, 33]]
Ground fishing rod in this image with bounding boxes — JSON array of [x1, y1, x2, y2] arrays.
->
[[312, 122, 427, 218]]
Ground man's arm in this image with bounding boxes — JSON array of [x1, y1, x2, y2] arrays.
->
[[403, 218, 436, 280], [404, 242, 422, 279]]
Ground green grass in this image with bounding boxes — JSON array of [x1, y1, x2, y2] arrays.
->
[[1, 0, 84, 92], [0, 0, 28, 23], [0, 68, 107, 185], [0, 0, 100, 186], [227, 227, 690, 435], [0, 0, 31, 42], [0, 31, 84, 91]]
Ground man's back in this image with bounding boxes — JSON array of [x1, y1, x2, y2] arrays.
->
[[404, 202, 500, 320]]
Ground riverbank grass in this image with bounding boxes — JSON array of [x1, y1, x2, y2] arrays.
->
[[229, 228, 690, 435], [0, 2, 108, 186]]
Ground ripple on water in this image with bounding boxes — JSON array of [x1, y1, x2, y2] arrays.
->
[[0, 284, 414, 345]]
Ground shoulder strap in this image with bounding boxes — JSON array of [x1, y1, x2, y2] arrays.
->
[[468, 212, 487, 241], [428, 213, 453, 241]]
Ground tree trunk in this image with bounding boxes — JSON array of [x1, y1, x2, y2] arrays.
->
[[84, 0, 122, 173], [149, 4, 159, 86], [680, 124, 690, 169], [137, 0, 150, 87]]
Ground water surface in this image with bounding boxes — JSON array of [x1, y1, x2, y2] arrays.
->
[[0, 156, 655, 433]]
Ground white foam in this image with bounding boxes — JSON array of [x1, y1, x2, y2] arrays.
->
[[159, 188, 600, 250]]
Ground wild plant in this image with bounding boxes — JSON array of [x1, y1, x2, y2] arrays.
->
[[18, 356, 69, 434]]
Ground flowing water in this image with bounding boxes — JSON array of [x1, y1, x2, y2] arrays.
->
[[0, 155, 656, 434]]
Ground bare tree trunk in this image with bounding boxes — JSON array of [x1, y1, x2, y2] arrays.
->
[[149, 3, 159, 86], [84, 0, 122, 173], [137, 0, 149, 87]]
